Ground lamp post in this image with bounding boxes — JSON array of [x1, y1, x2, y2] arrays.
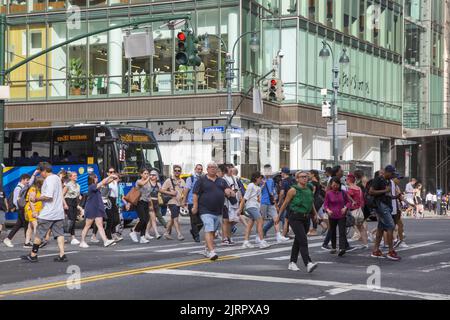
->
[[319, 40, 350, 166], [200, 31, 260, 165]]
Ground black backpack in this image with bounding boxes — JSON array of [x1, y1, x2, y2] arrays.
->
[[364, 179, 377, 209], [7, 185, 24, 212]]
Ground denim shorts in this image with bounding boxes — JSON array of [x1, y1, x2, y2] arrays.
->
[[261, 205, 277, 219], [375, 201, 395, 231], [246, 207, 262, 221], [200, 213, 220, 233]]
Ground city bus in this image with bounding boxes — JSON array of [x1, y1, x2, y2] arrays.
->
[[2, 124, 164, 224]]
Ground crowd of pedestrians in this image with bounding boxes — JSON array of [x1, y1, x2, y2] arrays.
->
[[0, 160, 429, 271]]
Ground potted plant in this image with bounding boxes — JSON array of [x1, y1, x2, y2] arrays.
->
[[68, 58, 86, 95]]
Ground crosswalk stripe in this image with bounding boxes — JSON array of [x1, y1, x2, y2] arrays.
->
[[145, 269, 450, 300], [410, 248, 450, 259]]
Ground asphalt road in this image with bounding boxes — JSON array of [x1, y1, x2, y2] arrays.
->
[[0, 217, 449, 301]]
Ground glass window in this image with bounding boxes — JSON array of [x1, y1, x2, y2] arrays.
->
[[12, 130, 51, 166], [152, 27, 172, 94], [89, 20, 108, 97], [108, 18, 128, 97], [48, 21, 67, 99], [68, 21, 87, 97], [28, 26, 46, 100], [3, 131, 11, 166], [8, 25, 27, 100], [53, 129, 94, 164]]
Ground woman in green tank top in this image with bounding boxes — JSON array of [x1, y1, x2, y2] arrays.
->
[[275, 171, 319, 273]]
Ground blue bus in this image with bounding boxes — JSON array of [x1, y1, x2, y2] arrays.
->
[[2, 124, 164, 223]]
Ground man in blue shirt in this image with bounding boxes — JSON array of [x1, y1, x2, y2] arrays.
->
[[262, 164, 289, 243], [183, 164, 204, 242]]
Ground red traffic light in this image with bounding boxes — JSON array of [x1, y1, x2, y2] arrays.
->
[[177, 32, 186, 41], [270, 79, 277, 86]]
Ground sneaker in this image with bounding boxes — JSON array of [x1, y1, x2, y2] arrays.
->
[[276, 233, 289, 243], [21, 254, 38, 263], [330, 249, 337, 254], [338, 249, 346, 257], [227, 238, 235, 245], [54, 255, 68, 262], [207, 251, 219, 261], [156, 233, 163, 240], [104, 239, 116, 247], [129, 232, 139, 243], [112, 234, 124, 242], [321, 244, 331, 251], [145, 233, 155, 240], [387, 250, 401, 261], [90, 237, 100, 243], [242, 240, 254, 249], [202, 247, 209, 257], [79, 242, 89, 248], [23, 242, 33, 249], [3, 238, 13, 248], [259, 240, 270, 249], [371, 250, 386, 259], [193, 235, 200, 243], [306, 262, 318, 273], [393, 239, 403, 249], [221, 238, 231, 246], [288, 262, 300, 271], [139, 237, 150, 244], [39, 240, 48, 249], [70, 238, 80, 245], [177, 234, 185, 241], [254, 236, 261, 245], [398, 241, 409, 248], [164, 233, 173, 240]]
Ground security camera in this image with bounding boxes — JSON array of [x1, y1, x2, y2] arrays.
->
[[277, 49, 285, 58]]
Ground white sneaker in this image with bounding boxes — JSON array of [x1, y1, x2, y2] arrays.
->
[[207, 250, 218, 261], [242, 241, 254, 249], [139, 237, 150, 244], [3, 238, 13, 248], [79, 242, 89, 248], [129, 232, 139, 243], [288, 262, 300, 271], [145, 233, 154, 240], [104, 239, 116, 247], [90, 237, 100, 243], [399, 241, 409, 248], [307, 262, 318, 273], [276, 233, 289, 243], [202, 247, 209, 257], [254, 236, 261, 245], [70, 238, 80, 245], [259, 240, 270, 249]]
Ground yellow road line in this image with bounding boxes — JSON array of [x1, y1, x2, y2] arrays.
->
[[0, 256, 238, 297]]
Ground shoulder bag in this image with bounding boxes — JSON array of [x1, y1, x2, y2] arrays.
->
[[124, 186, 141, 206], [161, 179, 176, 206]]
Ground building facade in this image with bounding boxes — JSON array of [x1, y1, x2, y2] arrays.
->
[[1, 0, 449, 186]]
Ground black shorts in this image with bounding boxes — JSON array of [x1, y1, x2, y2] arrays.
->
[[393, 213, 401, 225], [168, 204, 180, 219], [222, 206, 229, 219]]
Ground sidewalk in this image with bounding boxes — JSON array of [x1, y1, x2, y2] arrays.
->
[[402, 210, 450, 220]]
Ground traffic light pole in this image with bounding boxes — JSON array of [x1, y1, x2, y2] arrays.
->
[[0, 13, 191, 187]]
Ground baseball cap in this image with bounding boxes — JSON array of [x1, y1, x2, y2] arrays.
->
[[281, 167, 290, 174], [394, 172, 404, 179], [384, 165, 397, 174]]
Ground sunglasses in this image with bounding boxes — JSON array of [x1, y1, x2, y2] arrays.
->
[[108, 171, 115, 174], [150, 174, 157, 176], [174, 170, 181, 173]]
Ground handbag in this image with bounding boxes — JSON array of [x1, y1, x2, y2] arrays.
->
[[161, 178, 176, 206], [351, 207, 365, 225], [124, 187, 141, 206], [346, 212, 355, 227]]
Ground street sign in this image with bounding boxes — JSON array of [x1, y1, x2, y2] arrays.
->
[[220, 110, 234, 116], [322, 101, 331, 118], [0, 86, 10, 99], [327, 120, 347, 138], [124, 31, 155, 58], [321, 88, 328, 96], [203, 126, 225, 134]]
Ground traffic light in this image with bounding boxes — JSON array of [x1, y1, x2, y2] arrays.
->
[[269, 79, 277, 101], [176, 30, 202, 67], [186, 32, 201, 67], [261, 79, 270, 100], [275, 79, 285, 102], [175, 31, 188, 65]]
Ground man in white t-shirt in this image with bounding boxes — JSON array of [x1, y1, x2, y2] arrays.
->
[[221, 164, 241, 245], [22, 162, 67, 263], [405, 178, 417, 206]]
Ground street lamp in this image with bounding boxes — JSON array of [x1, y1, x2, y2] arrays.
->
[[319, 40, 350, 166], [200, 31, 260, 165]]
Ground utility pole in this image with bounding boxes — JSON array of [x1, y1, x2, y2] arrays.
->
[[0, 14, 7, 186]]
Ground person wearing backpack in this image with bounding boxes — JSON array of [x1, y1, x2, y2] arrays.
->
[[275, 171, 318, 273], [183, 164, 204, 242], [160, 165, 186, 241], [3, 171, 38, 248]]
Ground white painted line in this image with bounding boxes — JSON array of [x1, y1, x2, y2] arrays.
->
[[115, 243, 181, 252], [145, 269, 450, 300], [0, 251, 79, 263], [326, 288, 353, 295], [302, 296, 326, 300], [420, 262, 450, 273], [410, 248, 450, 260], [353, 241, 444, 258]]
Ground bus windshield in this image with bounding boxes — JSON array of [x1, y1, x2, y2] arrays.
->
[[119, 142, 160, 175]]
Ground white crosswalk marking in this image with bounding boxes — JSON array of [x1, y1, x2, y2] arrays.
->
[[145, 269, 450, 300], [410, 248, 450, 259]]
